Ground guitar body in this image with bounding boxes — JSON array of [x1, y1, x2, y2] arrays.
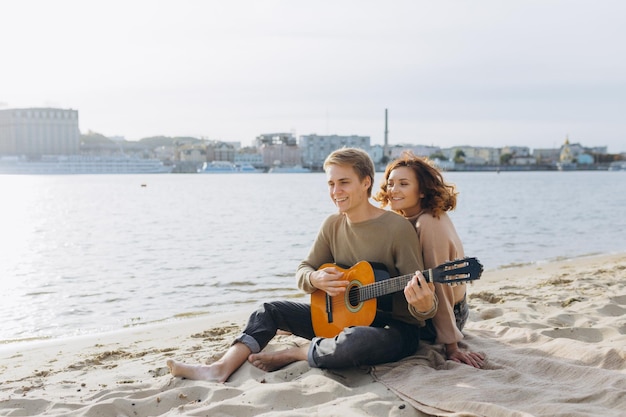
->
[[311, 261, 383, 338]]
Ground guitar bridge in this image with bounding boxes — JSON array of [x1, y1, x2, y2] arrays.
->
[[325, 293, 333, 323]]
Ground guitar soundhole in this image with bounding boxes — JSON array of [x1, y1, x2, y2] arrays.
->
[[348, 286, 360, 308]]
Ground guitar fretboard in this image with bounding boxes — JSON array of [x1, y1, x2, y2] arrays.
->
[[353, 270, 433, 303]]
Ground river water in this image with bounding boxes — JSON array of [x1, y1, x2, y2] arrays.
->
[[1, 171, 624, 343]]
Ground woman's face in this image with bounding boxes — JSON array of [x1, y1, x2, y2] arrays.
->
[[387, 166, 423, 217]]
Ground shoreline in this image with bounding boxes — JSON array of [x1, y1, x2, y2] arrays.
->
[[2, 251, 625, 416], [0, 310, 251, 350], [2, 250, 622, 348]]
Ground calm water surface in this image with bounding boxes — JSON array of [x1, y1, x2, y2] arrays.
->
[[1, 171, 625, 343]]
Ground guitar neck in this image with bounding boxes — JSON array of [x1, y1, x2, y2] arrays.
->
[[358, 269, 433, 302]]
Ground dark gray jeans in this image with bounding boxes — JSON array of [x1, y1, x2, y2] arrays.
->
[[234, 300, 421, 369]]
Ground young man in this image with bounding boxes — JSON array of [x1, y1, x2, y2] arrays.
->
[[167, 147, 436, 382]]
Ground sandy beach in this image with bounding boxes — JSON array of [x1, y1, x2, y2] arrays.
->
[[2, 253, 625, 416]]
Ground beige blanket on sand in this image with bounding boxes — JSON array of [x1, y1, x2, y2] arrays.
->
[[374, 326, 625, 417]]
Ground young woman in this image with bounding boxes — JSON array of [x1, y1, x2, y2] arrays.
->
[[375, 151, 484, 368]]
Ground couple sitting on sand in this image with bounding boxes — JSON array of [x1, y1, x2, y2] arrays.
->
[[168, 147, 484, 383]]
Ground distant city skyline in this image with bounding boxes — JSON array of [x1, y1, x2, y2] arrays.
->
[[81, 124, 609, 154], [2, 1, 625, 153]]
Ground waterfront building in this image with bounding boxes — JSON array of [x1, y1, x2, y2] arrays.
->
[[234, 150, 264, 168], [560, 138, 574, 163], [563, 141, 582, 161], [254, 133, 300, 168], [178, 144, 207, 163], [501, 146, 531, 157], [533, 148, 561, 165], [500, 146, 533, 165], [509, 155, 536, 165], [260, 142, 301, 169], [432, 158, 455, 171], [256, 133, 297, 147], [557, 138, 577, 170], [477, 147, 502, 165], [587, 146, 608, 155], [204, 141, 237, 162], [369, 144, 385, 165], [154, 145, 176, 162], [444, 146, 500, 165], [299, 134, 370, 170], [577, 153, 594, 165], [388, 144, 441, 159], [0, 107, 80, 157]]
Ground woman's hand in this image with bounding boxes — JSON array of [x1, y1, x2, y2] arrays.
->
[[404, 272, 435, 313], [446, 343, 485, 368], [310, 267, 349, 297]]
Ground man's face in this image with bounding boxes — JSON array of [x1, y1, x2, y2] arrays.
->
[[326, 164, 370, 216]]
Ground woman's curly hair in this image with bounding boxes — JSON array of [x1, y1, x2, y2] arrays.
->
[[374, 151, 458, 218]]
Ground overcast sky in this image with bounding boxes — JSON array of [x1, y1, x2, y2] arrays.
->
[[2, 0, 625, 152]]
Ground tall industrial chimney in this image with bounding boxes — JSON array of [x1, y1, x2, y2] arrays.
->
[[384, 108, 389, 161]]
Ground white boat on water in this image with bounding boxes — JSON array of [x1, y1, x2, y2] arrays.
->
[[198, 161, 262, 173], [268, 165, 311, 173], [0, 155, 172, 174]]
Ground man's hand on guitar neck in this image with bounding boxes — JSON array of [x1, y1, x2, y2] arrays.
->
[[310, 266, 350, 297], [404, 272, 436, 314]]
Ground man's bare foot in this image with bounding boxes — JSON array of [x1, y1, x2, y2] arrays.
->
[[167, 342, 252, 383], [167, 359, 227, 382], [248, 345, 308, 372]]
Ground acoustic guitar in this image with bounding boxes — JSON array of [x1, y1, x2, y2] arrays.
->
[[311, 258, 483, 337]]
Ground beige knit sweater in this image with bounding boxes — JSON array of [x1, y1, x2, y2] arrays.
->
[[408, 211, 467, 344], [296, 210, 437, 326]]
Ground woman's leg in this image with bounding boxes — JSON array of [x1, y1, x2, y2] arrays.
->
[[454, 297, 470, 332]]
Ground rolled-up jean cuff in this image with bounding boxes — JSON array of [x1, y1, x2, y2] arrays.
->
[[233, 333, 261, 354], [306, 337, 321, 367]]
